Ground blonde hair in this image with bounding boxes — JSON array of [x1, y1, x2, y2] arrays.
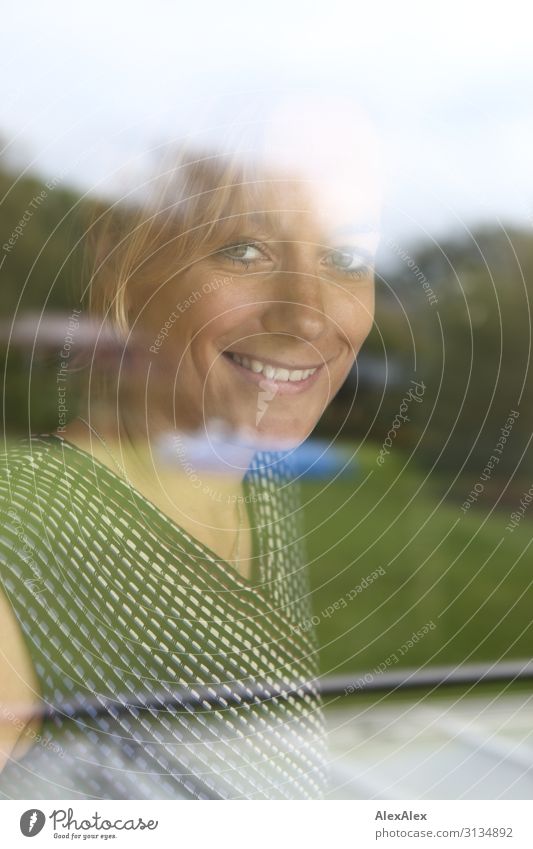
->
[[87, 92, 382, 339], [87, 148, 276, 337]]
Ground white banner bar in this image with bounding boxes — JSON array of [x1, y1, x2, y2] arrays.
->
[[1, 799, 532, 848]]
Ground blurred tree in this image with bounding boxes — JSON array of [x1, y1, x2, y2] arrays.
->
[[408, 227, 533, 497], [323, 226, 533, 494], [0, 164, 94, 432]]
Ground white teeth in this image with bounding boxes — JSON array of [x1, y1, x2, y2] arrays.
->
[[228, 352, 318, 382]]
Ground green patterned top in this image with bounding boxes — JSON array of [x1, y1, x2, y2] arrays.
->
[[0, 434, 327, 799]]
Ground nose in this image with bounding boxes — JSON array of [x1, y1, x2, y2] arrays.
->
[[260, 267, 328, 343]]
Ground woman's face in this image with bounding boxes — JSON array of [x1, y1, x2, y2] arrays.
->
[[141, 175, 380, 450], [134, 101, 382, 449]]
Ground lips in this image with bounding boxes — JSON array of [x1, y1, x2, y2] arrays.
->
[[222, 349, 324, 395], [226, 351, 318, 382]]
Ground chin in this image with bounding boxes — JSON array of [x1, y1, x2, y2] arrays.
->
[[251, 417, 316, 452], [205, 398, 322, 453]]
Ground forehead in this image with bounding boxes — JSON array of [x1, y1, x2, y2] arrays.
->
[[206, 177, 380, 254], [248, 178, 381, 240]]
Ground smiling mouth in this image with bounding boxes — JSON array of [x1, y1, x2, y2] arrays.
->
[[224, 351, 320, 382]]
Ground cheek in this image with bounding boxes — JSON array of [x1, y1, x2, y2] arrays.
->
[[194, 287, 262, 346], [165, 290, 238, 354], [357, 294, 375, 342], [334, 287, 375, 352]]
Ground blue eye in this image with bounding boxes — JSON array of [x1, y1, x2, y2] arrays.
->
[[328, 248, 371, 275], [221, 243, 265, 264]]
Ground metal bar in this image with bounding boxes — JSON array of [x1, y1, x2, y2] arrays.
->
[[319, 659, 533, 696], [3, 660, 532, 724]]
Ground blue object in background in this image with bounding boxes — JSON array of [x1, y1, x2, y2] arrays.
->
[[281, 438, 358, 480], [156, 431, 358, 480]]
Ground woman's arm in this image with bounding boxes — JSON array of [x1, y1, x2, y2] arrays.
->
[[0, 587, 42, 771]]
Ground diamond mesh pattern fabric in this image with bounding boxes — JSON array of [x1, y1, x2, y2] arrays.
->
[[0, 435, 327, 799]]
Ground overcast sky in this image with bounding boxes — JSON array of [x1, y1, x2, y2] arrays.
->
[[2, 0, 533, 240]]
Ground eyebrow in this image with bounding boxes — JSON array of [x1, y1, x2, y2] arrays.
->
[[331, 222, 381, 237], [233, 212, 380, 236], [214, 210, 279, 235], [213, 210, 381, 252]]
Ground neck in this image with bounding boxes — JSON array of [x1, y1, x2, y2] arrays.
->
[[58, 413, 255, 524]]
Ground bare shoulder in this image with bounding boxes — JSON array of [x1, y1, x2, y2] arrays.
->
[[0, 585, 42, 771]]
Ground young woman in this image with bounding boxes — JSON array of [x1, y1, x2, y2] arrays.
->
[[0, 95, 382, 798]]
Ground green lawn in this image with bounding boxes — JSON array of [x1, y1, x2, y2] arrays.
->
[[303, 443, 533, 677]]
